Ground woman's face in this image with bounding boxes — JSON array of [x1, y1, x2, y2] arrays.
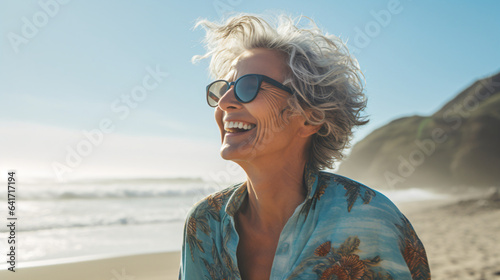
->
[[214, 48, 307, 165]]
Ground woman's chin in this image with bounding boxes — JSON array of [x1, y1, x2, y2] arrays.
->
[[219, 143, 255, 161]]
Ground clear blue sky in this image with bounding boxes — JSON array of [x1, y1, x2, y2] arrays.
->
[[1, 0, 499, 181]]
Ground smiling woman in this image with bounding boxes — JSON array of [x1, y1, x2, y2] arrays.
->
[[179, 13, 430, 280]]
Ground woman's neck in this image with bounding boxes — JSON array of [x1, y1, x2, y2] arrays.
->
[[237, 157, 308, 235]]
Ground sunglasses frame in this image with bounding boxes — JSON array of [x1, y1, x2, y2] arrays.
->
[[206, 74, 293, 107]]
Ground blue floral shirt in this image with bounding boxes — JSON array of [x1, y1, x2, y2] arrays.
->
[[179, 165, 430, 279]]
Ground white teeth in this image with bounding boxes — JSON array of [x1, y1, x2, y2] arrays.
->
[[224, 121, 255, 131]]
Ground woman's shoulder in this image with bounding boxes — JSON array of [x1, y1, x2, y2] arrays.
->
[[186, 182, 243, 220], [298, 172, 430, 279], [314, 171, 419, 242], [316, 171, 403, 215]]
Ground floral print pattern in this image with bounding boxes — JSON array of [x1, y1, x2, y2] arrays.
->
[[396, 217, 431, 280], [334, 176, 376, 213], [290, 236, 394, 279]]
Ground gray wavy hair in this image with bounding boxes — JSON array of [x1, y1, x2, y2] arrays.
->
[[192, 12, 368, 171]]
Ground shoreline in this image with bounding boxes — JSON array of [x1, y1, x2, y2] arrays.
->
[[0, 249, 179, 269], [0, 251, 181, 280]]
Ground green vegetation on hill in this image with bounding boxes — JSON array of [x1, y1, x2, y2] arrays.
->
[[338, 71, 500, 189]]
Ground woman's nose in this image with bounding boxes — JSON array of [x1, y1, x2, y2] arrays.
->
[[217, 85, 242, 111]]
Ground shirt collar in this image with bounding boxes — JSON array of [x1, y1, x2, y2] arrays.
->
[[225, 162, 319, 217], [304, 161, 319, 199]]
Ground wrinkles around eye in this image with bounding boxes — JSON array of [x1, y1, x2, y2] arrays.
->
[[247, 84, 290, 153], [260, 83, 290, 99]]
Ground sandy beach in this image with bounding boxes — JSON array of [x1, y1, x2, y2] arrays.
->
[[399, 188, 500, 280], [2, 189, 499, 280], [0, 251, 181, 280]]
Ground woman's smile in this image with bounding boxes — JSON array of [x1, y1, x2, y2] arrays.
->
[[223, 121, 257, 134]]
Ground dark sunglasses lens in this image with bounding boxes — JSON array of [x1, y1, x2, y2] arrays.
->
[[235, 75, 259, 103], [207, 81, 228, 107]]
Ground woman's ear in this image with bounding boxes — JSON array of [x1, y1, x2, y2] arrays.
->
[[298, 120, 321, 138], [296, 108, 322, 138]]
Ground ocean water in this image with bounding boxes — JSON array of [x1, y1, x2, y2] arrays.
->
[[0, 178, 445, 268], [0, 177, 225, 268]]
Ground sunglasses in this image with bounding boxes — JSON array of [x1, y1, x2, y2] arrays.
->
[[206, 74, 293, 107]]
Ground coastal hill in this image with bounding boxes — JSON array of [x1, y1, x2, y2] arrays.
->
[[337, 71, 500, 189]]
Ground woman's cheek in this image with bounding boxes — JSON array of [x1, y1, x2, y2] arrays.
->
[[252, 92, 288, 149]]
